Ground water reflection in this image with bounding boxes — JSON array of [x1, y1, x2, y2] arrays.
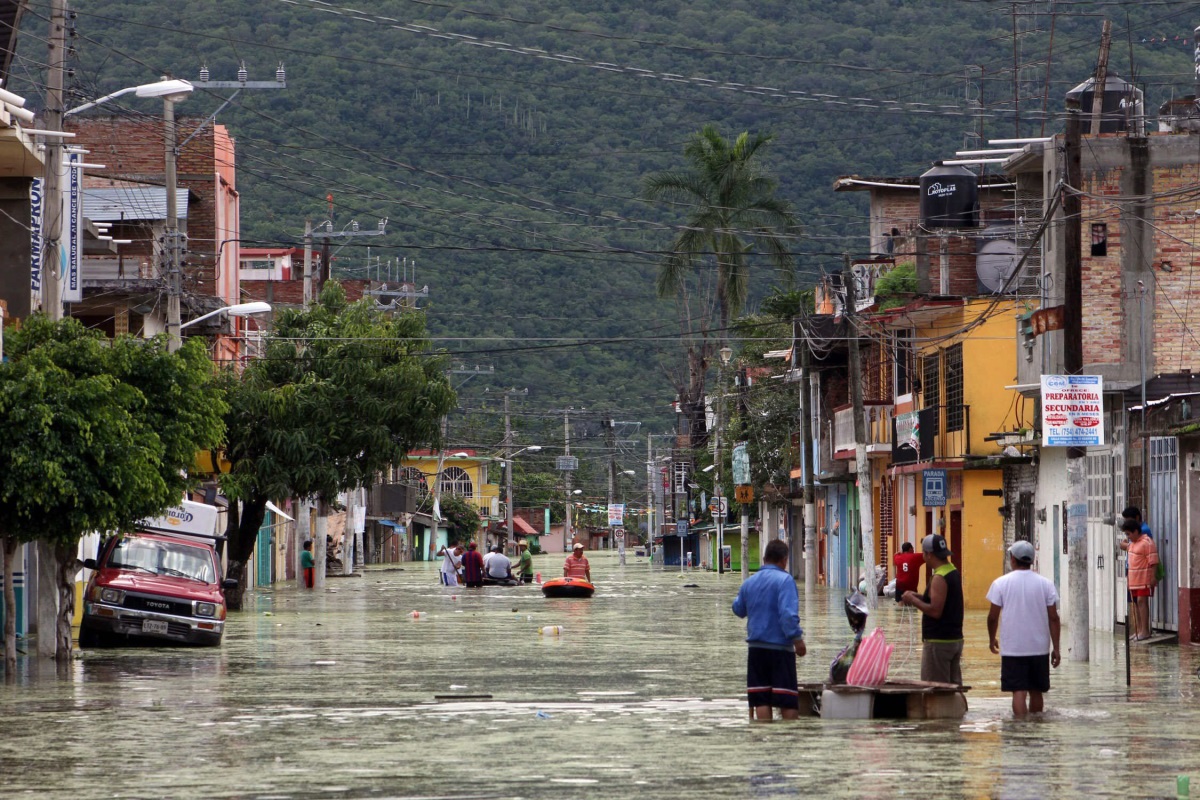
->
[[0, 551, 1197, 799]]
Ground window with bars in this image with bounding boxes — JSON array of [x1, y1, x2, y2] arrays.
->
[[922, 352, 940, 411], [945, 343, 964, 432], [439, 466, 474, 499], [399, 467, 430, 498]]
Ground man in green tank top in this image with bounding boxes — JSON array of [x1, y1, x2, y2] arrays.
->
[[515, 540, 534, 584], [900, 534, 964, 685]]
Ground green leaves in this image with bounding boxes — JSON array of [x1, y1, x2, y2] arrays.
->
[[0, 316, 226, 547]]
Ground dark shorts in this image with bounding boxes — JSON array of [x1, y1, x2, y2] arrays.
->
[[1001, 655, 1051, 693], [746, 647, 799, 709]]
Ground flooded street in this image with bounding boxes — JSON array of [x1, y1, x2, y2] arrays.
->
[[2, 551, 1198, 799]]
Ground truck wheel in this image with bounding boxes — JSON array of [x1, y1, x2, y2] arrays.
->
[[78, 626, 103, 648]]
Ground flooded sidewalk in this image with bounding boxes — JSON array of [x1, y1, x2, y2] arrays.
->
[[1, 551, 1197, 798]]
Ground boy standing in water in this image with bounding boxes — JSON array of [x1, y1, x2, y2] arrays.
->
[[731, 540, 806, 721], [301, 540, 315, 589]]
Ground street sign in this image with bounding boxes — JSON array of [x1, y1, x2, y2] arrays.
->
[[556, 455, 579, 471], [607, 504, 625, 526], [923, 469, 947, 507], [735, 485, 754, 504], [676, 519, 689, 536], [709, 496, 728, 516]]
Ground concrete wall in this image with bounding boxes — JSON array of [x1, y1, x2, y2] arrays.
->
[[1035, 448, 1072, 614], [0, 177, 32, 318]]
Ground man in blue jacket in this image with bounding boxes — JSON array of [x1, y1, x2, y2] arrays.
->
[[732, 539, 807, 721]]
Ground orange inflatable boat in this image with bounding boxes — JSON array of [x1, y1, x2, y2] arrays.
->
[[540, 577, 595, 598]]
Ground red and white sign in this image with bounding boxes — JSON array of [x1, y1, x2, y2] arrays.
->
[[1041, 375, 1104, 447]]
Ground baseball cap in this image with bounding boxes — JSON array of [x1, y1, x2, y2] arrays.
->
[[573, 542, 585, 550], [1008, 540, 1035, 564], [922, 534, 952, 559]]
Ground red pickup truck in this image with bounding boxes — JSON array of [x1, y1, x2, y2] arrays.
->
[[80, 503, 237, 647]]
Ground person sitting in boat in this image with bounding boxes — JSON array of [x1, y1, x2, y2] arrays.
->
[[486, 546, 514, 582], [564, 542, 591, 582]]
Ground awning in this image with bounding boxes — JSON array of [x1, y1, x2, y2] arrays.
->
[[265, 500, 293, 522], [378, 520, 405, 529], [513, 516, 539, 536]]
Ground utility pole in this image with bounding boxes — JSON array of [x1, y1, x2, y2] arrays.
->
[[800, 327, 819, 594], [34, 0, 68, 661], [505, 391, 516, 550], [164, 89, 182, 352], [646, 435, 654, 567], [605, 419, 616, 550], [1064, 101, 1089, 661], [845, 254, 877, 609], [1089, 20, 1113, 136], [303, 219, 314, 305], [564, 410, 573, 547], [41, 0, 66, 322]]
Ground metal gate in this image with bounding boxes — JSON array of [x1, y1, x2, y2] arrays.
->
[[1148, 437, 1179, 632], [1086, 451, 1119, 632]]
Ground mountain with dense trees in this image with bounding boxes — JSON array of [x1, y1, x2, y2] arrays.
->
[[11, 0, 1196, 436]]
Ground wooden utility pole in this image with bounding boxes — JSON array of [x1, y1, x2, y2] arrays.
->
[[1064, 101, 1089, 661], [1089, 20, 1113, 136], [845, 255, 877, 609], [303, 220, 314, 305]]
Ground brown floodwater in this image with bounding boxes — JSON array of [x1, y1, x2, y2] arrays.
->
[[1, 551, 1197, 799]]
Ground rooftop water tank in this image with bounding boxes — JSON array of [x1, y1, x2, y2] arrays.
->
[[919, 164, 979, 229], [1065, 74, 1144, 134]]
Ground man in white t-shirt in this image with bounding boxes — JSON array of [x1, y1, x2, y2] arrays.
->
[[986, 540, 1061, 717], [438, 543, 463, 587], [486, 547, 513, 581]]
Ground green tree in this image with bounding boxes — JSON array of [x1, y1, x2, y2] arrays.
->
[[219, 282, 455, 609], [646, 125, 798, 335], [645, 125, 798, 448], [439, 495, 481, 545], [0, 317, 226, 669]]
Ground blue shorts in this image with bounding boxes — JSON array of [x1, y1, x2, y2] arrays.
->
[[746, 646, 799, 709]]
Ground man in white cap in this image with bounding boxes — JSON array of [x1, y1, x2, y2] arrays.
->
[[564, 542, 591, 582], [986, 540, 1061, 717], [901, 534, 963, 685]]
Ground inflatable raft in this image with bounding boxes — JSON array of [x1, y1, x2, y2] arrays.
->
[[540, 577, 595, 598]]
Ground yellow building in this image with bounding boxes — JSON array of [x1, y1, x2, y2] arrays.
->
[[394, 450, 501, 560], [878, 298, 1030, 608]]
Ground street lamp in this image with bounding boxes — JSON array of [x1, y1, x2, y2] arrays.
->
[[716, 345, 733, 575], [63, 79, 195, 116], [179, 301, 272, 330], [505, 445, 542, 550]]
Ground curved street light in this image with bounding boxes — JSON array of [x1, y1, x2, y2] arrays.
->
[[180, 301, 272, 330]]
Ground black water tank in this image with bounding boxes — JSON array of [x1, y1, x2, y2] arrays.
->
[[919, 164, 979, 229], [1065, 74, 1142, 134]]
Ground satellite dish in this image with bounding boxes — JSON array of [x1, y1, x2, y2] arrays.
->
[[976, 239, 1022, 294]]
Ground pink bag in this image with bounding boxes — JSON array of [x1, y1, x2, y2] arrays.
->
[[845, 627, 893, 686]]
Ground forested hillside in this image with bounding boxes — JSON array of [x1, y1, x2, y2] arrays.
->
[[12, 0, 1197, 437]]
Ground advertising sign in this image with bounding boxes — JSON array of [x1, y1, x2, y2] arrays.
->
[[138, 500, 219, 539], [732, 442, 750, 485], [1041, 374, 1105, 447], [64, 152, 83, 303], [923, 469, 948, 507], [607, 504, 625, 527], [29, 176, 43, 300]]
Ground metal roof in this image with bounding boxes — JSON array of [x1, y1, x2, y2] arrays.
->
[[82, 187, 189, 222]]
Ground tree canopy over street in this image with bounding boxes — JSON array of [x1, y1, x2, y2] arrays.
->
[[219, 282, 456, 607]]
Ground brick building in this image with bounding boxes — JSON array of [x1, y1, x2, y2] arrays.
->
[[65, 115, 243, 362], [1004, 128, 1200, 644]]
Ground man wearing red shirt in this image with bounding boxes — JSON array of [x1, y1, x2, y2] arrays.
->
[[460, 542, 485, 588], [893, 542, 924, 603]]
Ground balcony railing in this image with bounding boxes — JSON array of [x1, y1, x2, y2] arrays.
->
[[832, 403, 894, 458], [892, 405, 971, 464]]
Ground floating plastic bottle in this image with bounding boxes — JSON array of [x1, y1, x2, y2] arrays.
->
[[539, 625, 563, 636]]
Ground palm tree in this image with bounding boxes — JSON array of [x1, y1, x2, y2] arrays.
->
[[645, 125, 797, 337], [645, 125, 797, 449]]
